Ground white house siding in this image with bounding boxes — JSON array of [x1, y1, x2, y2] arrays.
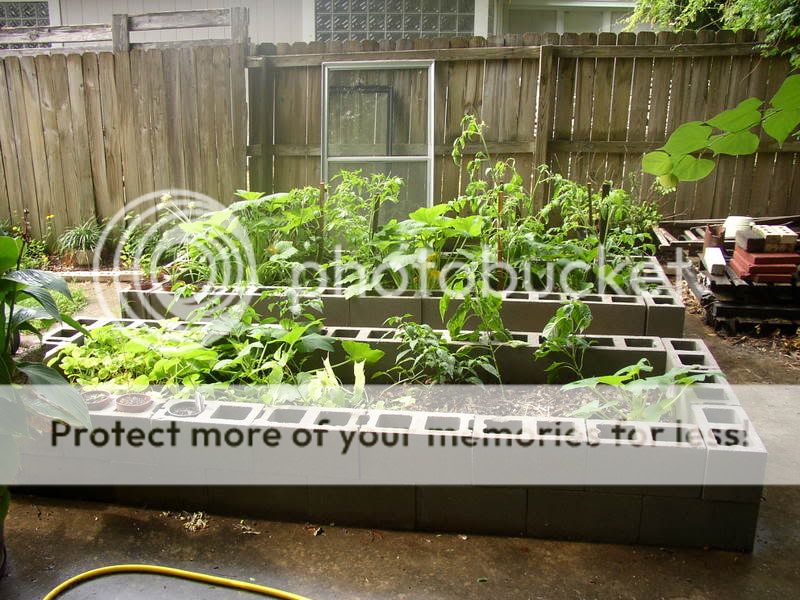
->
[[53, 0, 305, 44]]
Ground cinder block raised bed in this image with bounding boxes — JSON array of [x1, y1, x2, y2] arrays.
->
[[119, 258, 684, 337], [24, 319, 764, 551]]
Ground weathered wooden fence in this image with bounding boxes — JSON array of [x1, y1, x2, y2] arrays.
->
[[0, 8, 248, 237], [248, 31, 800, 220]]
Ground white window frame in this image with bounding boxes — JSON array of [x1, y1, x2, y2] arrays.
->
[[321, 60, 436, 208]]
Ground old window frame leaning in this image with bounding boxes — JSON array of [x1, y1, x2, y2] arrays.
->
[[321, 59, 436, 208]]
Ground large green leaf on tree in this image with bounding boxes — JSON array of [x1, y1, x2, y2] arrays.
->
[[707, 98, 763, 132], [762, 107, 800, 145], [671, 155, 716, 181], [662, 122, 713, 155], [707, 131, 761, 156]]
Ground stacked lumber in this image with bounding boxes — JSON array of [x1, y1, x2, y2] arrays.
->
[[731, 226, 800, 283]]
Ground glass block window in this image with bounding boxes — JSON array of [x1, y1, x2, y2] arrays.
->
[[0, 1, 49, 27], [315, 0, 475, 41], [0, 1, 50, 49]]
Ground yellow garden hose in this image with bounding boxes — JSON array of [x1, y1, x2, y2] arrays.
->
[[42, 564, 313, 600]]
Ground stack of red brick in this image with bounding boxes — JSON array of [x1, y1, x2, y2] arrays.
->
[[732, 225, 799, 283]]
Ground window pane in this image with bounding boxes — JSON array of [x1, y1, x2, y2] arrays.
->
[[563, 10, 605, 33], [328, 160, 428, 221], [327, 67, 429, 157], [506, 9, 557, 34]]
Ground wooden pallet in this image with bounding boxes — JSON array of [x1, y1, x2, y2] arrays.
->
[[654, 215, 800, 260], [683, 263, 800, 332]]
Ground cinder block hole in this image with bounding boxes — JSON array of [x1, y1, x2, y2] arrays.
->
[[703, 407, 739, 424], [322, 288, 341, 295], [425, 415, 461, 431], [580, 295, 601, 302], [624, 338, 654, 348], [694, 386, 726, 401], [611, 296, 636, 303], [428, 291, 445, 298], [376, 414, 412, 429], [482, 419, 523, 436], [670, 340, 699, 351], [77, 318, 97, 325], [367, 330, 389, 339], [538, 293, 561, 301], [211, 405, 252, 421], [678, 353, 708, 366], [711, 427, 749, 447], [269, 408, 306, 424], [586, 336, 613, 346], [332, 328, 359, 338], [356, 414, 370, 426], [315, 411, 351, 427], [506, 292, 528, 299], [596, 423, 647, 442], [537, 420, 577, 436], [511, 333, 527, 341], [652, 296, 677, 305], [50, 328, 76, 338]]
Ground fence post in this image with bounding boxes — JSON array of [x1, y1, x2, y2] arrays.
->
[[533, 44, 555, 207], [112, 14, 129, 52]]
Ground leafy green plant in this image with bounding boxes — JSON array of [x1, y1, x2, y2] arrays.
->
[[57, 219, 104, 254], [628, 0, 800, 68], [0, 226, 90, 548], [643, 75, 800, 187], [534, 300, 594, 382], [379, 315, 497, 384], [565, 358, 716, 421]]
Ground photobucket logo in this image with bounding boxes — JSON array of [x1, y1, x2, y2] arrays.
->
[[94, 190, 257, 329], [288, 245, 665, 298]]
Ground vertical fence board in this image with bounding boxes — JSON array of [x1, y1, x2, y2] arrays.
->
[[0, 59, 26, 225], [606, 32, 634, 190], [97, 52, 124, 219], [178, 47, 202, 196], [195, 45, 219, 200], [162, 49, 187, 192], [626, 32, 656, 199], [33, 54, 67, 235], [212, 45, 235, 203], [82, 53, 110, 221], [146, 50, 172, 196], [20, 55, 50, 237], [113, 50, 142, 206], [50, 54, 80, 228], [129, 49, 156, 216], [65, 54, 94, 224], [571, 33, 597, 186], [551, 33, 578, 180]]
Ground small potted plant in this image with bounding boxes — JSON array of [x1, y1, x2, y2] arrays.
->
[[57, 219, 104, 268]]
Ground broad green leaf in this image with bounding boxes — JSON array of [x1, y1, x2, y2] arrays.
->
[[641, 151, 673, 176], [409, 204, 449, 225], [341, 340, 385, 364], [662, 122, 712, 155], [770, 74, 800, 111], [671, 155, 716, 182], [0, 236, 22, 272], [707, 131, 760, 156], [448, 216, 483, 237], [762, 107, 800, 146], [3, 269, 71, 298], [16, 362, 91, 429], [707, 98, 762, 131]]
